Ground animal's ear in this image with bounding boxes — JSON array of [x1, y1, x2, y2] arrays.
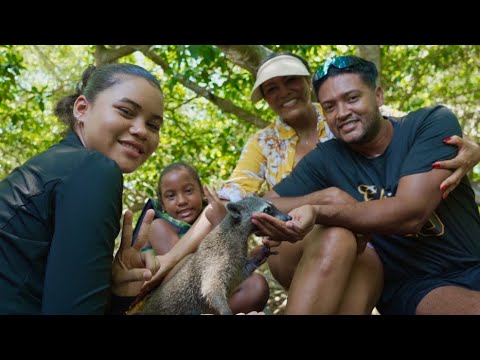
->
[[226, 202, 244, 223]]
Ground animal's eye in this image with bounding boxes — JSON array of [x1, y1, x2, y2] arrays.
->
[[263, 206, 271, 214]]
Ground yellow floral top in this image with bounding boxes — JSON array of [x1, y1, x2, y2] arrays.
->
[[217, 104, 403, 202], [218, 103, 333, 201]]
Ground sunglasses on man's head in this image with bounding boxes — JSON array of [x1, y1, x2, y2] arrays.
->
[[312, 55, 369, 90]]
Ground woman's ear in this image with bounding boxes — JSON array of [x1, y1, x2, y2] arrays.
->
[[73, 95, 89, 119]]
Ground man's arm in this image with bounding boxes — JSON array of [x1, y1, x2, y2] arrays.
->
[[264, 187, 357, 213], [255, 168, 451, 240], [312, 168, 451, 235]]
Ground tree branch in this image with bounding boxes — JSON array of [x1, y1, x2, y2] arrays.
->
[[32, 45, 62, 83], [357, 45, 382, 85], [94, 45, 138, 65], [216, 45, 272, 74], [134, 45, 269, 129]]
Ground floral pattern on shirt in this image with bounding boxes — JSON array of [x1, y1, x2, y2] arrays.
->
[[218, 104, 329, 201]]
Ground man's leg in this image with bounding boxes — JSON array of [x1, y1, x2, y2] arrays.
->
[[267, 238, 304, 291], [416, 286, 480, 314], [285, 226, 358, 314], [337, 246, 384, 314]]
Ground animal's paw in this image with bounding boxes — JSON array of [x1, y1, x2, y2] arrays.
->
[[245, 245, 273, 273]]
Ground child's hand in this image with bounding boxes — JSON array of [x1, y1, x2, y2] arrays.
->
[[204, 186, 227, 227], [136, 252, 176, 301]]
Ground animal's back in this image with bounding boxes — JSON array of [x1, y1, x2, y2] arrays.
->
[[140, 259, 204, 315], [137, 196, 291, 315]]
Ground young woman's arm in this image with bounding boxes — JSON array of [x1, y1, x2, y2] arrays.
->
[[42, 154, 123, 314]]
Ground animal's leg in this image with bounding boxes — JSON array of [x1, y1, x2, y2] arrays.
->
[[201, 272, 233, 315], [245, 245, 273, 274], [207, 292, 233, 315]]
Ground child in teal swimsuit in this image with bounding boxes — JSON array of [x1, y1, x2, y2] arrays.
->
[[143, 163, 206, 255], [136, 162, 270, 314]]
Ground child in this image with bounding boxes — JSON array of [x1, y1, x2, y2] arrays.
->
[[144, 163, 206, 255], [137, 162, 270, 314]]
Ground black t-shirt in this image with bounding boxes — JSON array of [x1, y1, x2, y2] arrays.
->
[[274, 105, 480, 305]]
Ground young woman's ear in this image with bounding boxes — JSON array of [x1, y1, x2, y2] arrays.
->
[[73, 95, 89, 120]]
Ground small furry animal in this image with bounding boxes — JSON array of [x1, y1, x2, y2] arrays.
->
[[137, 196, 291, 315]]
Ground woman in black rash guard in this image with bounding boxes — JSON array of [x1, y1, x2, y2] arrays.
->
[[0, 63, 164, 314]]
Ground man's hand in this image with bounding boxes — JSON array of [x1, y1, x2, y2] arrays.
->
[[252, 205, 316, 246], [434, 135, 480, 199], [111, 209, 158, 297]]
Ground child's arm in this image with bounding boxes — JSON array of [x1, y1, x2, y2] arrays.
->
[[140, 209, 214, 295], [141, 187, 227, 294], [149, 218, 181, 256]]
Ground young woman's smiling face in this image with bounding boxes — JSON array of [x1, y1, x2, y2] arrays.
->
[[75, 75, 164, 173]]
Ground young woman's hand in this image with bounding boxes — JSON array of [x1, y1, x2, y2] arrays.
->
[[111, 209, 159, 297]]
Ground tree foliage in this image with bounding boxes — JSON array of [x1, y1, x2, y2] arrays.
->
[[1, 45, 479, 209], [1, 45, 479, 314]]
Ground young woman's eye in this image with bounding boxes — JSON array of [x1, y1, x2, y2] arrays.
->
[[148, 122, 161, 131], [119, 107, 134, 117]]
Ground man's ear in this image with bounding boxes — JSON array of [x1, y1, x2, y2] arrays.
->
[[375, 86, 384, 107]]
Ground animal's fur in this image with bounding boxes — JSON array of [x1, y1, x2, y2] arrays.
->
[[139, 196, 291, 315]]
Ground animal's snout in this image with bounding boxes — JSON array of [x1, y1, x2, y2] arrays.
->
[[281, 214, 292, 222]]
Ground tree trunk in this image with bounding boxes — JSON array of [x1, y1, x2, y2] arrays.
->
[[356, 45, 382, 86]]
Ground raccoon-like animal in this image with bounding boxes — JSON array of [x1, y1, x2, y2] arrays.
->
[[138, 196, 291, 315]]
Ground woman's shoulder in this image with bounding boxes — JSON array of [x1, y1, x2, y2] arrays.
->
[[45, 141, 122, 189], [16, 137, 119, 186], [253, 121, 279, 137]]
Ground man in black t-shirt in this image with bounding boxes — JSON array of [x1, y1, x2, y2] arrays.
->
[[253, 55, 480, 315]]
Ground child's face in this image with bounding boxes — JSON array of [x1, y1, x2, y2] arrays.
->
[[160, 169, 204, 224]]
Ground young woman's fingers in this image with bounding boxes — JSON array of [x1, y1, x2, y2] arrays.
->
[[116, 268, 152, 284], [132, 209, 155, 251], [119, 210, 134, 251]]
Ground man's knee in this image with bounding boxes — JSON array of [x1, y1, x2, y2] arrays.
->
[[301, 226, 357, 276]]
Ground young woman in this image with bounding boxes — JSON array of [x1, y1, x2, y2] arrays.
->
[[0, 63, 164, 314]]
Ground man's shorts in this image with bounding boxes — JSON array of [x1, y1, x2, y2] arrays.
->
[[377, 263, 480, 315]]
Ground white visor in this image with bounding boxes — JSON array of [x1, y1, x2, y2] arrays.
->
[[250, 55, 310, 103]]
